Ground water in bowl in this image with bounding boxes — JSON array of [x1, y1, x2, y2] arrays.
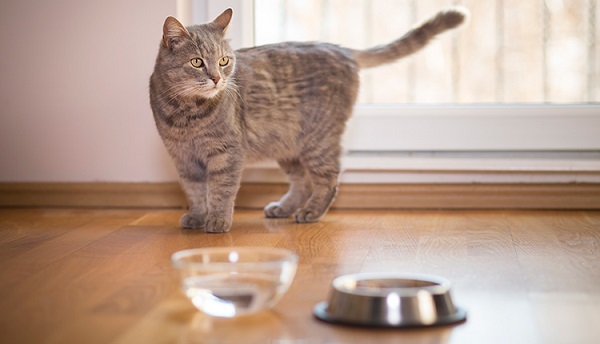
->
[[183, 273, 284, 317]]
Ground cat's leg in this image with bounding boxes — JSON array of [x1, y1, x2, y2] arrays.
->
[[295, 148, 341, 223], [179, 178, 208, 229], [205, 153, 244, 233], [177, 161, 209, 229], [265, 159, 313, 218]]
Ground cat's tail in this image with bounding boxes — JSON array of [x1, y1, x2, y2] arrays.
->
[[353, 7, 469, 69]]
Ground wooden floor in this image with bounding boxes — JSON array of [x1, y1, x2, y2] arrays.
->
[[0, 208, 599, 344]]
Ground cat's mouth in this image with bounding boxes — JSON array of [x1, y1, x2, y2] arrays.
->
[[202, 84, 223, 99], [185, 79, 225, 99]]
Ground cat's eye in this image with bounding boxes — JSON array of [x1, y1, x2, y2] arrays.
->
[[219, 56, 230, 66], [190, 58, 204, 68]]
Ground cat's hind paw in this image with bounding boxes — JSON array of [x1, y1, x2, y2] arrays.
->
[[264, 202, 294, 218], [294, 208, 322, 223], [180, 213, 206, 229]]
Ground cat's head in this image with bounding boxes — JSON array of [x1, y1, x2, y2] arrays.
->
[[157, 9, 235, 99]]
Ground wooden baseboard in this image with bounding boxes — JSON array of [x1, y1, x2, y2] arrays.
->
[[0, 183, 188, 209], [1, 182, 600, 209]]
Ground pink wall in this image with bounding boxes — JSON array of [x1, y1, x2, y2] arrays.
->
[[0, 0, 179, 182]]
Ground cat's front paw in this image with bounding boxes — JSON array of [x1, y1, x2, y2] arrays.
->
[[205, 216, 232, 233], [180, 212, 206, 229], [264, 202, 294, 218], [294, 208, 322, 223]]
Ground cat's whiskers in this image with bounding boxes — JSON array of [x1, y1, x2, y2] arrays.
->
[[155, 82, 193, 100], [161, 81, 205, 100], [222, 81, 245, 107], [154, 82, 201, 114]]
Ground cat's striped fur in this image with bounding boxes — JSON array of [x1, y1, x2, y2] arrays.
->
[[149, 7, 467, 232]]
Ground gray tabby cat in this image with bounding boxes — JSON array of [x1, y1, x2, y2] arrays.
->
[[150, 7, 467, 233]]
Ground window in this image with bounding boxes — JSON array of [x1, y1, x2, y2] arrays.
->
[[186, 0, 600, 181]]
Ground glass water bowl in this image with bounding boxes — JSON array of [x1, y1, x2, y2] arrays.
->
[[171, 247, 298, 317]]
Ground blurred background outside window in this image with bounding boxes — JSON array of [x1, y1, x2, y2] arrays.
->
[[255, 0, 599, 105]]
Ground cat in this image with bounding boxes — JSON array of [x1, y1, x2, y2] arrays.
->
[[149, 7, 468, 233]]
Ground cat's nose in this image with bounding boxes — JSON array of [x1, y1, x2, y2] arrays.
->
[[210, 76, 220, 85]]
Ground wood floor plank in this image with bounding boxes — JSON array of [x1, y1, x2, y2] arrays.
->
[[0, 224, 170, 343], [507, 211, 600, 293], [0, 209, 146, 289], [530, 293, 600, 344], [412, 212, 525, 293]]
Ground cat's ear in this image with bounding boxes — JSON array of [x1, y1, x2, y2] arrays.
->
[[162, 16, 190, 49], [212, 8, 233, 34]]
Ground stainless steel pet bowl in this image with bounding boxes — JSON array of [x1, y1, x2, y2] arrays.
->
[[313, 273, 467, 328]]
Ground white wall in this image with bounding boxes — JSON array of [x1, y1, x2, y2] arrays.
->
[[0, 0, 179, 182]]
